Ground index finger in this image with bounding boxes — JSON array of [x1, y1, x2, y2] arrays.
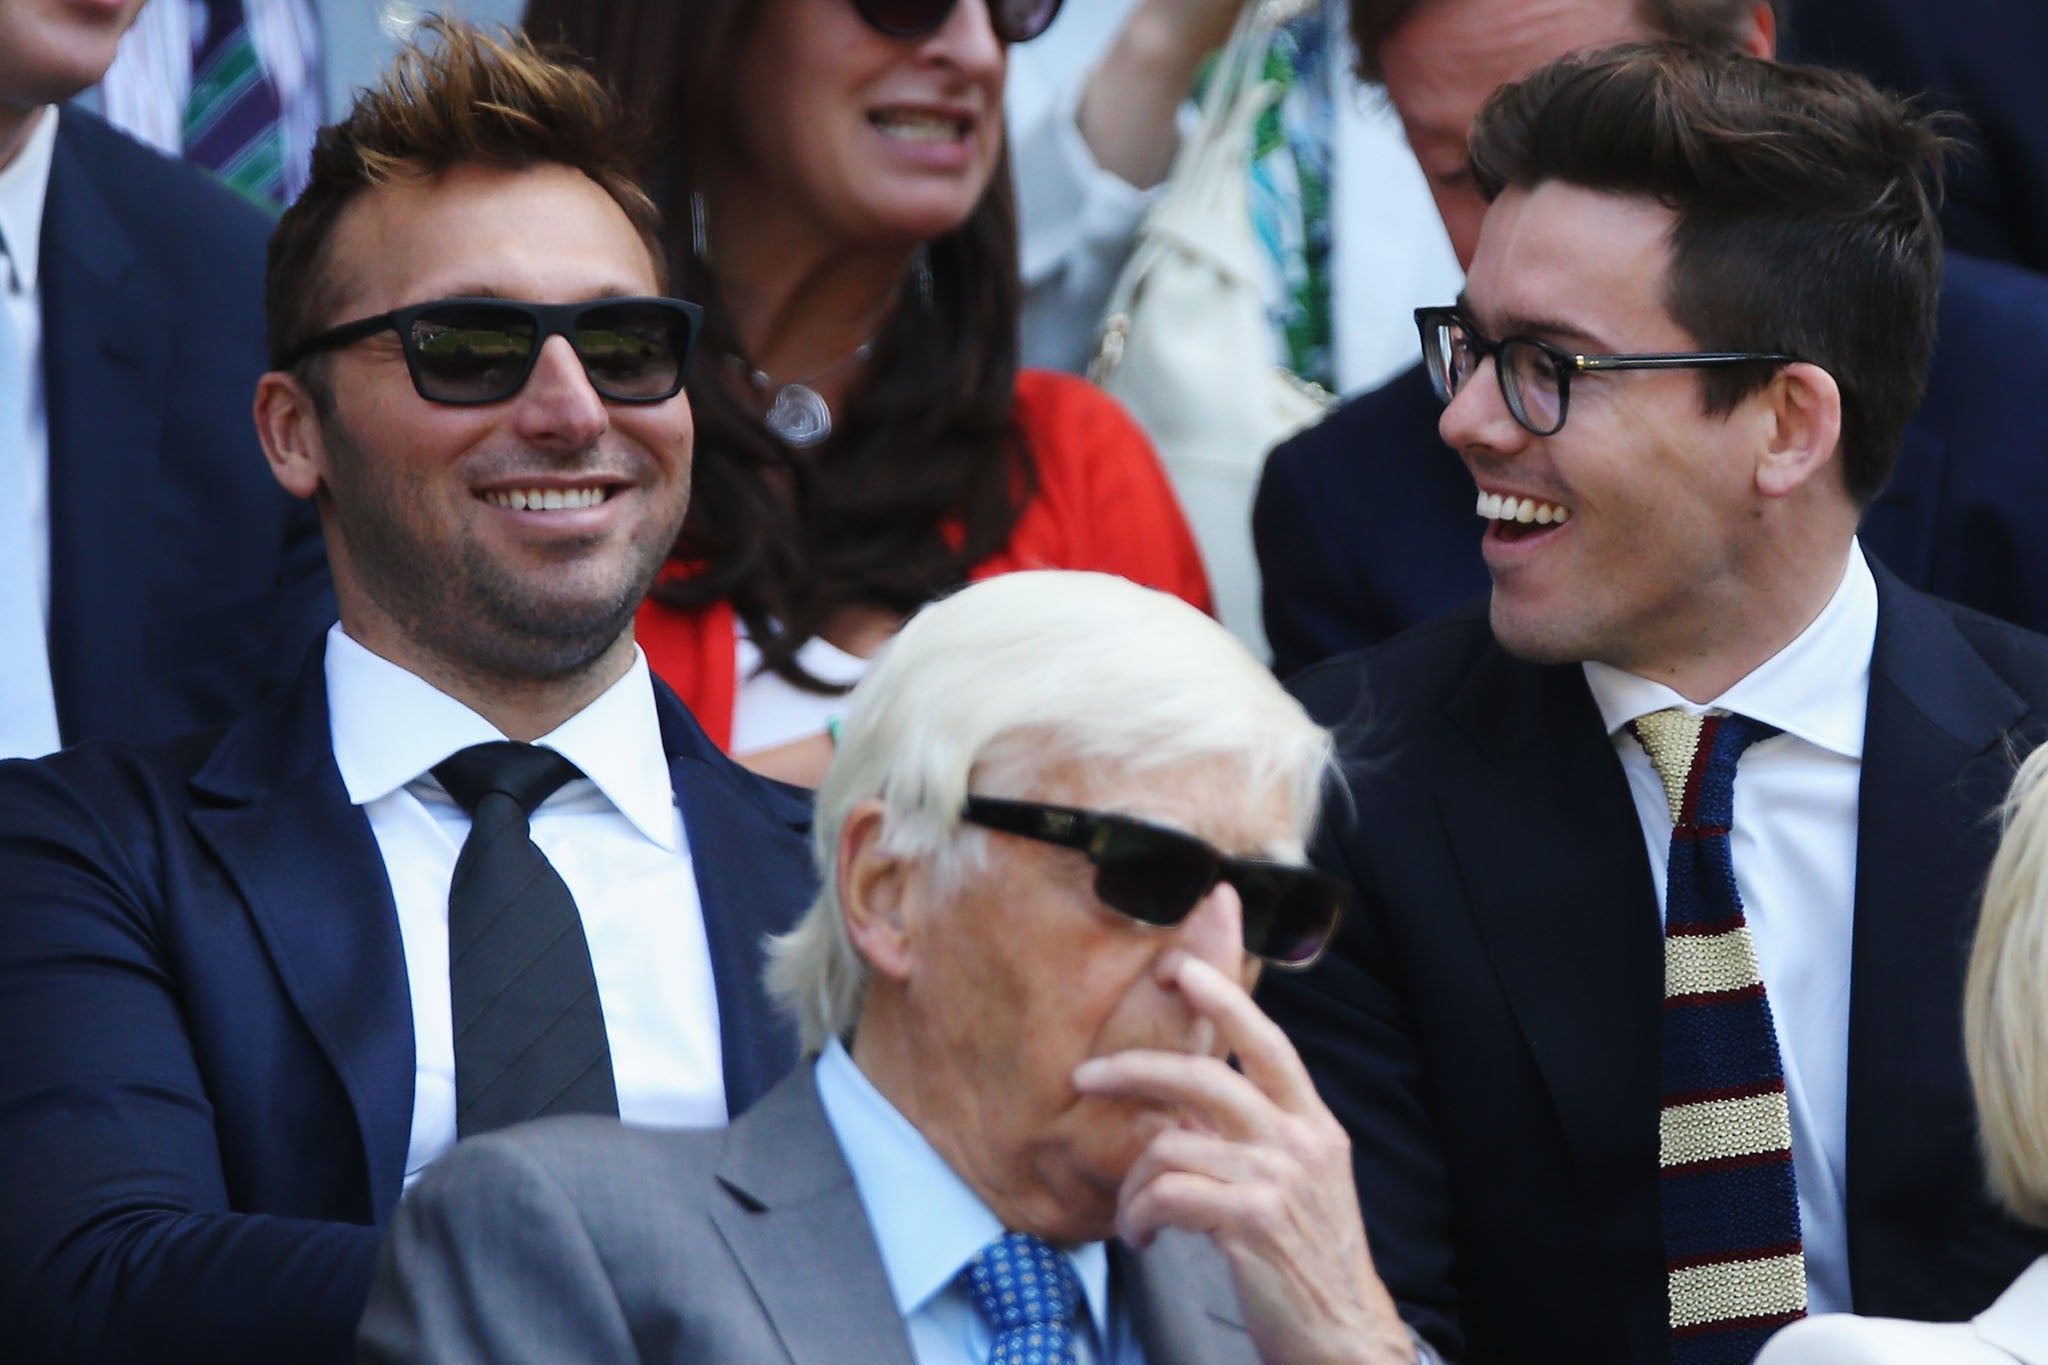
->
[[1169, 953, 1323, 1115]]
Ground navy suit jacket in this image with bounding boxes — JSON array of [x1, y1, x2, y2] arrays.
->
[[1255, 251, 2048, 677], [1783, 0, 2048, 275], [40, 109, 333, 745], [0, 645, 816, 1365], [1258, 565, 2048, 1362]]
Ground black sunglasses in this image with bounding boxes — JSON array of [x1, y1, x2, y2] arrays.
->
[[278, 297, 704, 406], [960, 796, 1347, 969], [853, 0, 1064, 43], [1416, 305, 1796, 437]]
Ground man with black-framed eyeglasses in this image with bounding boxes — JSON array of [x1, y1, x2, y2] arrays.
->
[[1413, 304, 1797, 440], [1260, 44, 2048, 1365], [0, 24, 818, 1363]]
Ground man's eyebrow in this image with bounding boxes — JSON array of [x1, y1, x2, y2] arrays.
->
[[1457, 292, 1611, 352], [409, 284, 646, 302]]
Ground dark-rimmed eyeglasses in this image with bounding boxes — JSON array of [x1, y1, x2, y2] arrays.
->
[[960, 795, 1347, 969], [1415, 306, 1796, 437], [852, 0, 1064, 43], [278, 297, 704, 406]]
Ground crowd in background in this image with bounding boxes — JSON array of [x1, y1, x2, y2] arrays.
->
[[3, 0, 2048, 1361]]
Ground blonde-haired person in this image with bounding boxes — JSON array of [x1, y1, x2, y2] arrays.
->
[[1756, 745, 2048, 1363]]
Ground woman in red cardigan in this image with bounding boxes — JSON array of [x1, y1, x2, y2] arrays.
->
[[526, 0, 1210, 785]]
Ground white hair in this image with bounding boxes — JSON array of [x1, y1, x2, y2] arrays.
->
[[765, 570, 1336, 1054], [1967, 742, 2048, 1228]]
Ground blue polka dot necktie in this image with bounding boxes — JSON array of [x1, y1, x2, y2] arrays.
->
[[1630, 709, 1807, 1363], [960, 1231, 1083, 1365]]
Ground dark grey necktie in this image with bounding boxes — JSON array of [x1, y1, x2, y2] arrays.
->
[[434, 741, 618, 1137]]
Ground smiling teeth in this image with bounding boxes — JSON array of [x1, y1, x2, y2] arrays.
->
[[1476, 491, 1570, 525], [873, 111, 965, 142], [486, 488, 606, 511]]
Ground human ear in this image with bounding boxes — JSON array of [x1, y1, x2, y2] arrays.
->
[[1739, 1, 1777, 58], [1754, 362, 1843, 500], [253, 370, 327, 501], [838, 801, 916, 982]]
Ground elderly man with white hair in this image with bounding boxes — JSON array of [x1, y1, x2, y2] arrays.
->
[[358, 569, 1426, 1365]]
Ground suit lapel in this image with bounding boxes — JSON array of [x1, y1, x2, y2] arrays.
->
[[1849, 569, 2029, 1251], [1117, 1232, 1256, 1364], [654, 684, 812, 1116], [1435, 647, 1668, 1270], [39, 113, 170, 742], [187, 649, 415, 1221], [708, 1071, 917, 1365]]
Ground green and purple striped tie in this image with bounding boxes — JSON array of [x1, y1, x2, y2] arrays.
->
[[182, 0, 286, 206]]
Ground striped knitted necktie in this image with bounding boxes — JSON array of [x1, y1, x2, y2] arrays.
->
[[1629, 708, 1807, 1363], [183, 0, 287, 205]]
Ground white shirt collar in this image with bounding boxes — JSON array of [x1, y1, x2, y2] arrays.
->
[[812, 1040, 1115, 1344], [1583, 540, 1876, 760], [323, 624, 680, 850], [0, 106, 59, 293]]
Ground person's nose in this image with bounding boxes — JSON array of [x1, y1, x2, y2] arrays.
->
[[921, 0, 1006, 84], [1170, 878, 1254, 988], [511, 335, 609, 450], [1439, 352, 1529, 463]]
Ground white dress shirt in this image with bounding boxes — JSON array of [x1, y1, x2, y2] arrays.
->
[[324, 626, 727, 1187], [0, 106, 62, 759], [1007, 0, 1463, 395], [1583, 541, 1877, 1317], [813, 1040, 1138, 1364]]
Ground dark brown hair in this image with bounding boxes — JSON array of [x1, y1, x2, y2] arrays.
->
[[1346, 0, 1770, 84], [1468, 43, 1950, 503], [524, 0, 1033, 692], [265, 20, 664, 378]]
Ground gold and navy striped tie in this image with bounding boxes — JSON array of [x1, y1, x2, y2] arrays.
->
[[1630, 708, 1807, 1363]]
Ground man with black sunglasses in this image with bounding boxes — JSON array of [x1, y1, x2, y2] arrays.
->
[[0, 24, 816, 1365], [359, 569, 1431, 1364], [1261, 46, 2048, 1365]]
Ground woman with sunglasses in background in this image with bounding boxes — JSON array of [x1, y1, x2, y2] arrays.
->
[[523, 0, 1212, 787]]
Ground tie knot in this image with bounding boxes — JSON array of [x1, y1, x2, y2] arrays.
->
[[1627, 708, 1780, 825], [433, 742, 581, 819], [962, 1231, 1084, 1336]]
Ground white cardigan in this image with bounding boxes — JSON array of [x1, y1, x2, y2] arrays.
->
[[1757, 1258, 2048, 1364]]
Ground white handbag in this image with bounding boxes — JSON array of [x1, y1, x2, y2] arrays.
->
[[1088, 0, 1333, 657]]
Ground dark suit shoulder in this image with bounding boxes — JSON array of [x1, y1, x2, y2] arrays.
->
[[0, 726, 229, 831], [1256, 364, 1489, 671], [56, 108, 273, 254], [1266, 362, 1442, 476], [1286, 606, 1499, 732], [1931, 253, 2048, 408], [1914, 583, 2048, 705]]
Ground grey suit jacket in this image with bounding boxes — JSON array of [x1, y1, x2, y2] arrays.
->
[[359, 1066, 1258, 1364]]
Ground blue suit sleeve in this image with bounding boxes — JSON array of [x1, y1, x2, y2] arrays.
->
[[0, 755, 379, 1365]]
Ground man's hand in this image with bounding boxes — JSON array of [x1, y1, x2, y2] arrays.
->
[[1073, 954, 1417, 1365]]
